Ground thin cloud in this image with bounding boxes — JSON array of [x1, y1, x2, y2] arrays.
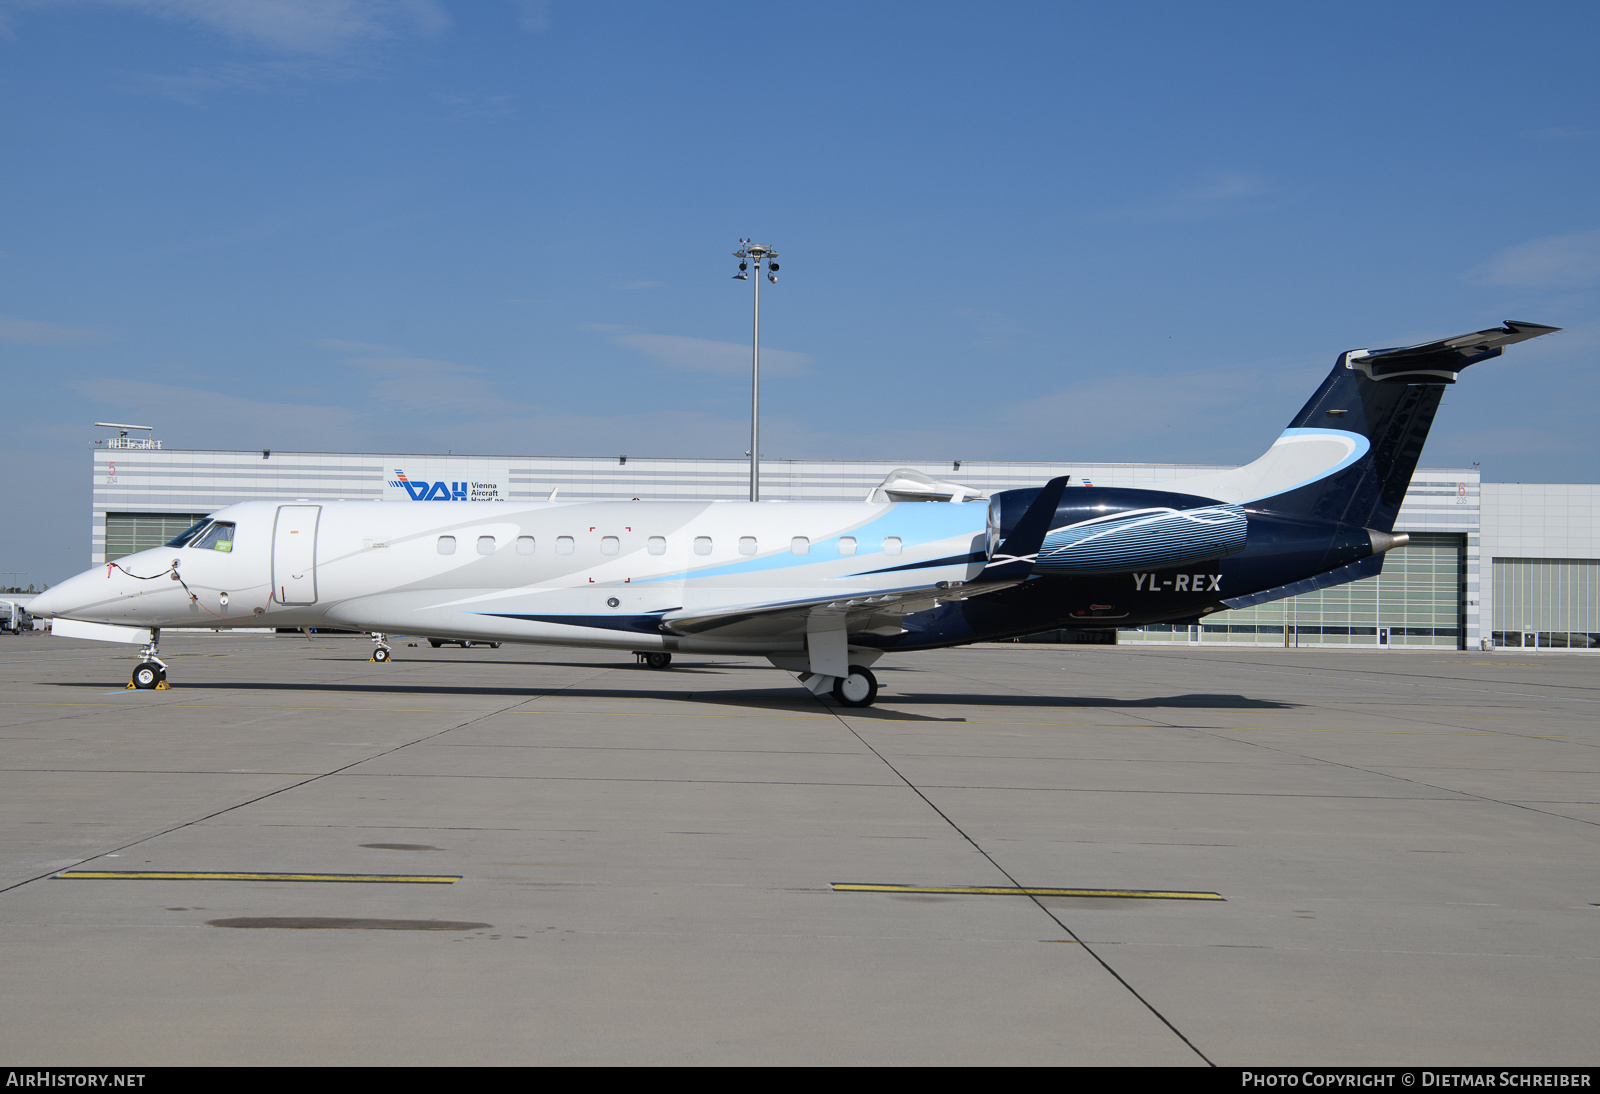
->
[[1524, 125, 1592, 142], [344, 356, 505, 414], [312, 337, 403, 354], [954, 308, 1027, 353], [95, 0, 450, 57], [1472, 229, 1600, 288], [515, 0, 550, 32], [998, 361, 1316, 464], [0, 315, 107, 345], [612, 333, 812, 378], [1102, 170, 1272, 222], [37, 0, 455, 100], [436, 92, 517, 120], [72, 377, 360, 450], [122, 57, 368, 102]]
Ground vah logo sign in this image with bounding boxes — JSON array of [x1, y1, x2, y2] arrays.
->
[[383, 467, 510, 502]]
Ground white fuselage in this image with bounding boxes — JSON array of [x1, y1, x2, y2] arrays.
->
[[37, 499, 991, 656]]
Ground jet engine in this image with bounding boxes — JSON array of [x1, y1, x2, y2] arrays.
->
[[986, 486, 1249, 576]]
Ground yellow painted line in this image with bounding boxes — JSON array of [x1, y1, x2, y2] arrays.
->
[[1201, 727, 1600, 738], [515, 712, 825, 720], [832, 883, 1223, 901], [0, 702, 518, 714], [0, 702, 824, 719], [55, 870, 459, 884]]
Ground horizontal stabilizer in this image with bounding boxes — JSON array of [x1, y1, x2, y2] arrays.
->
[[1350, 320, 1559, 383]]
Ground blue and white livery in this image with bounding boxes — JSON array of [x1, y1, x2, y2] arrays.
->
[[32, 321, 1558, 705]]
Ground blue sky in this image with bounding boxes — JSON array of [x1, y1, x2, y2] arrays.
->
[[2, 1, 1597, 585]]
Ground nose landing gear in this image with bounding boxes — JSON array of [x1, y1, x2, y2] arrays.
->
[[369, 633, 393, 663], [127, 629, 170, 690]]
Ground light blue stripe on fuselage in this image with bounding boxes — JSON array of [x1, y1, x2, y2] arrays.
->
[[631, 502, 986, 585]]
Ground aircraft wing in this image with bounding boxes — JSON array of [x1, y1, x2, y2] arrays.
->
[[660, 476, 1072, 640], [660, 577, 1002, 639]]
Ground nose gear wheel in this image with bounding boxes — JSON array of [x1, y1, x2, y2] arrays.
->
[[126, 629, 170, 689], [129, 661, 168, 690]]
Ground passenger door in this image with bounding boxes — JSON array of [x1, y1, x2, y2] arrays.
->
[[272, 505, 321, 605]]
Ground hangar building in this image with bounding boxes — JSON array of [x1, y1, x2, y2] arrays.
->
[[89, 434, 1600, 652]]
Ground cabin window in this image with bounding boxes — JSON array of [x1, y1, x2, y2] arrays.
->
[[694, 536, 712, 555], [477, 535, 496, 555], [647, 536, 666, 555], [738, 536, 757, 556], [839, 536, 857, 556], [601, 536, 619, 555], [516, 536, 535, 555], [556, 536, 574, 555], [884, 536, 902, 556], [437, 536, 456, 555], [791, 536, 809, 555], [192, 522, 236, 553]]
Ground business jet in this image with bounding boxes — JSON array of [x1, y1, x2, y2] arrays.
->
[[32, 321, 1556, 705]]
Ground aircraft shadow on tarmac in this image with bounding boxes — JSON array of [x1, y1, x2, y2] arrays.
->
[[51, 676, 1297, 720]]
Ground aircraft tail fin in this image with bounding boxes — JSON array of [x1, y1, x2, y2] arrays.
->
[[1187, 322, 1558, 530]]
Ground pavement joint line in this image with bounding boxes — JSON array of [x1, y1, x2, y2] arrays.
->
[[805, 666, 1217, 1067], [922, 662, 1196, 731], [54, 870, 460, 883], [0, 701, 560, 714], [1100, 651, 1600, 703], [0, 661, 616, 899], [0, 645, 348, 666], [0, 768, 1513, 797], [1254, 701, 1600, 755], [832, 883, 1225, 900], [948, 653, 1600, 754], [1194, 726, 1600, 830]]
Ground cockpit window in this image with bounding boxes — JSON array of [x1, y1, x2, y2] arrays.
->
[[192, 522, 236, 552], [165, 518, 215, 548]]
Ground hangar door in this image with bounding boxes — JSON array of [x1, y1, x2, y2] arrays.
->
[[272, 505, 321, 605]]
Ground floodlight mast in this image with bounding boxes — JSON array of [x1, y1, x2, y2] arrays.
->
[[732, 240, 779, 501]]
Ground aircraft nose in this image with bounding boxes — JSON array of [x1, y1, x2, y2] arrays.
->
[[28, 568, 100, 619]]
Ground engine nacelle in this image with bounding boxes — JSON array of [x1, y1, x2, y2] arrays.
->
[[987, 486, 1248, 576]]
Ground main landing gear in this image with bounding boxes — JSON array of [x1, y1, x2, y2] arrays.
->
[[831, 665, 879, 708], [634, 651, 673, 669], [370, 633, 393, 663], [128, 628, 170, 690], [798, 665, 879, 708]]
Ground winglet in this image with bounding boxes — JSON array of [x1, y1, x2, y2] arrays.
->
[[979, 476, 1072, 582]]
